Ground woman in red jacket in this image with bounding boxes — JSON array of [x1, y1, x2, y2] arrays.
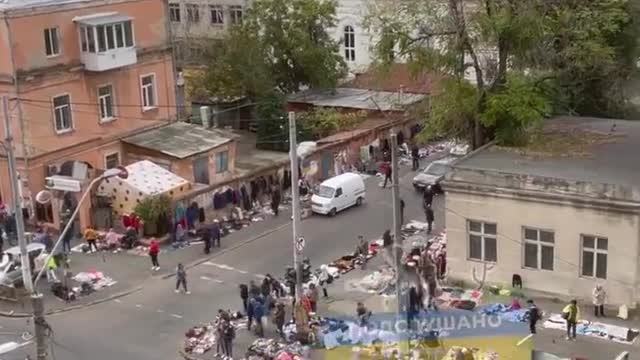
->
[[149, 239, 160, 271]]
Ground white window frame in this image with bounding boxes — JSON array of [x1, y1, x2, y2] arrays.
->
[[52, 93, 73, 134], [580, 234, 608, 279], [467, 220, 497, 263], [210, 5, 224, 25], [344, 25, 356, 62], [215, 151, 229, 173], [104, 151, 121, 170], [44, 27, 61, 57], [230, 5, 243, 25], [522, 227, 555, 271], [169, 3, 181, 23], [140, 73, 157, 111], [186, 4, 200, 23], [97, 84, 115, 123]]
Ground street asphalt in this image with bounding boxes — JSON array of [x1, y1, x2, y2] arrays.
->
[[1, 159, 638, 360]]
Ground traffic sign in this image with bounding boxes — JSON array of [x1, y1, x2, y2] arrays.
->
[[296, 236, 305, 252]]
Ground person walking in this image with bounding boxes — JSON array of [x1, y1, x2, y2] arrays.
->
[[527, 300, 541, 334], [308, 284, 319, 313], [425, 204, 435, 234], [83, 226, 98, 253], [423, 185, 434, 208], [562, 300, 580, 340], [148, 238, 160, 271], [411, 143, 420, 171], [356, 302, 371, 328], [400, 199, 405, 225], [271, 186, 281, 216], [45, 256, 58, 283], [382, 229, 394, 267], [239, 283, 249, 312], [253, 297, 265, 337], [200, 225, 212, 254], [592, 285, 606, 317], [274, 302, 286, 338], [175, 263, 190, 294], [247, 297, 255, 331], [356, 235, 369, 270], [382, 163, 392, 188], [211, 220, 221, 248], [318, 265, 331, 298]]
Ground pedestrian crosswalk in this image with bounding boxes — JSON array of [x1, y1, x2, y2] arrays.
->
[[203, 261, 264, 279]]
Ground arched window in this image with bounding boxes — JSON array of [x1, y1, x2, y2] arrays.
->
[[344, 25, 356, 62]]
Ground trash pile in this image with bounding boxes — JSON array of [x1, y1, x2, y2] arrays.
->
[[72, 271, 117, 295], [347, 266, 395, 294], [543, 315, 640, 344], [476, 303, 530, 323], [183, 324, 217, 355], [246, 339, 310, 360]]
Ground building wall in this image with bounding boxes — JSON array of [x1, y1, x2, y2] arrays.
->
[[0, 19, 13, 77], [445, 191, 640, 306], [333, 0, 375, 73]]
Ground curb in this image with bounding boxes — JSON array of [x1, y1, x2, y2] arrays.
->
[[162, 221, 291, 280], [0, 285, 144, 318]]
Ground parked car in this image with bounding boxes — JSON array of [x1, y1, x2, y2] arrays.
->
[[412, 157, 457, 193], [0, 243, 46, 288], [311, 173, 366, 216]]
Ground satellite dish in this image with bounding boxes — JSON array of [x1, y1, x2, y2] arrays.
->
[[35, 190, 53, 204]]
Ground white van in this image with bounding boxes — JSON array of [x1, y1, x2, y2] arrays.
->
[[311, 173, 366, 216]]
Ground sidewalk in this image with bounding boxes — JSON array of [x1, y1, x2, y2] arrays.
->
[[0, 207, 294, 317]]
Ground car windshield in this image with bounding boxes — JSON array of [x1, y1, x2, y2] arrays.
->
[[316, 185, 335, 198], [425, 163, 449, 176]]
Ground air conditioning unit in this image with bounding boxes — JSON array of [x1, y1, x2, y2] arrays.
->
[[46, 163, 60, 177]]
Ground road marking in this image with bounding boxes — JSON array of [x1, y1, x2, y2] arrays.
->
[[170, 313, 183, 319], [135, 304, 143, 308], [236, 270, 248, 274], [114, 299, 122, 303], [200, 275, 224, 283], [157, 309, 165, 313]]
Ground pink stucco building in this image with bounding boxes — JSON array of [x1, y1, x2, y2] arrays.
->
[[0, 0, 177, 231]]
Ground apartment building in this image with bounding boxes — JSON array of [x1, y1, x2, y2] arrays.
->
[[0, 0, 177, 230], [168, 0, 249, 64]]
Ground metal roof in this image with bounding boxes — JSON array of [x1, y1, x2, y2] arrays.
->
[[0, 0, 92, 10], [73, 12, 132, 25], [287, 88, 426, 111], [123, 122, 235, 159]]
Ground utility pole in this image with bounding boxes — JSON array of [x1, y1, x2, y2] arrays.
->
[[288, 111, 303, 300], [2, 96, 33, 294], [3, 96, 48, 360], [390, 132, 404, 322]]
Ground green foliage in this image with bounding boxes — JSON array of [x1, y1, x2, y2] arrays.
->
[[134, 194, 172, 224], [299, 109, 368, 138], [204, 0, 347, 99], [256, 92, 288, 151]]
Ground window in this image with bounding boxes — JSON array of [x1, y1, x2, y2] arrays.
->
[[89, 21, 133, 53], [169, 3, 181, 22], [523, 227, 554, 270], [215, 151, 228, 173], [140, 74, 156, 110], [104, 152, 120, 169], [335, 188, 343, 197], [467, 220, 497, 262], [344, 25, 355, 62], [187, 4, 200, 23], [44, 27, 60, 56], [98, 85, 114, 121], [581, 235, 608, 279], [79, 26, 96, 53], [230, 5, 243, 24], [52, 94, 72, 132], [210, 5, 224, 24]]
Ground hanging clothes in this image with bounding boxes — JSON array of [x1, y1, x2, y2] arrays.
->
[[185, 206, 197, 229]]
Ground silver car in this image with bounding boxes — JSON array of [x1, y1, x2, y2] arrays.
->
[[412, 158, 456, 192], [0, 243, 46, 287]]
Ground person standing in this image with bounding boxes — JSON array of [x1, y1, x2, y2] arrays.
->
[[148, 238, 160, 271], [357, 302, 371, 328], [211, 220, 221, 248], [45, 256, 58, 283], [382, 229, 394, 267], [425, 204, 435, 234], [222, 319, 235, 358], [308, 284, 319, 313], [200, 225, 212, 254], [592, 285, 606, 317], [423, 185, 434, 208], [239, 284, 249, 312], [61, 221, 73, 254], [527, 300, 541, 334], [253, 297, 265, 337], [274, 302, 286, 338], [382, 163, 392, 188], [271, 186, 281, 216], [411, 143, 420, 171], [400, 199, 405, 225], [249, 280, 261, 298], [175, 263, 190, 294], [83, 226, 98, 253], [318, 265, 331, 298], [562, 299, 579, 340], [356, 236, 369, 270], [247, 297, 255, 331]]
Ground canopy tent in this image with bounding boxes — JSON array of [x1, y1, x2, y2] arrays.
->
[[98, 160, 191, 215]]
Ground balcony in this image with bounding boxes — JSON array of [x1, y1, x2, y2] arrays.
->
[[73, 13, 137, 72]]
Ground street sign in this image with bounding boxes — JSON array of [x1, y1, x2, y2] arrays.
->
[[296, 236, 305, 252]]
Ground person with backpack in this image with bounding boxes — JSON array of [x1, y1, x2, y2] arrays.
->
[[562, 299, 580, 340], [175, 263, 190, 294]]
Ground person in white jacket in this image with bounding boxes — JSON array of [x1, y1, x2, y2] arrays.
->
[[592, 284, 606, 317]]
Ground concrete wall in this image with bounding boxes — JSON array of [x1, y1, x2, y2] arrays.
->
[[333, 0, 376, 73], [445, 190, 640, 306]]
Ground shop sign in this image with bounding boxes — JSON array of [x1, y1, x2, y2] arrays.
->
[[45, 176, 81, 193]]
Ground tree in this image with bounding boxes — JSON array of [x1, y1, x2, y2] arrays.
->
[[204, 0, 347, 99], [299, 108, 368, 138], [366, 0, 637, 147]]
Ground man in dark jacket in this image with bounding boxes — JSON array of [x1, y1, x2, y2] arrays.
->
[[425, 204, 435, 234], [527, 300, 541, 334], [271, 187, 281, 216], [274, 303, 286, 337], [200, 225, 212, 254], [423, 185, 434, 208], [400, 199, 405, 225], [239, 284, 249, 312], [411, 144, 420, 171], [210, 220, 221, 248]]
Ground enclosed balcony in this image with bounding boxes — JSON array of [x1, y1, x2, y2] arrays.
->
[[73, 13, 137, 72]]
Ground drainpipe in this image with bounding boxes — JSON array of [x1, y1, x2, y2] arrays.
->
[[4, 11, 33, 219]]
